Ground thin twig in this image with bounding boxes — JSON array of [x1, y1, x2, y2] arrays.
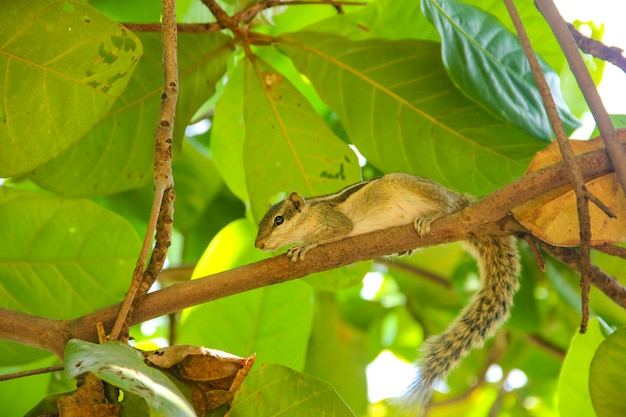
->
[[519, 234, 546, 272], [593, 244, 626, 260], [542, 243, 626, 309], [375, 258, 452, 288], [123, 1, 365, 33], [232, 0, 364, 25], [110, 0, 178, 341], [0, 365, 64, 382], [506, 0, 594, 332], [567, 23, 626, 74], [535, 0, 626, 197], [122, 22, 223, 33]]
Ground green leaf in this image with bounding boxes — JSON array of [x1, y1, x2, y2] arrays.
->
[[242, 56, 361, 220], [29, 32, 233, 197], [278, 32, 544, 195], [305, 261, 371, 291], [0, 187, 140, 365], [464, 0, 566, 74], [229, 364, 355, 417], [308, 0, 439, 42], [1, 357, 60, 417], [304, 292, 368, 415], [0, 187, 139, 317], [211, 62, 248, 203], [590, 326, 626, 417], [64, 340, 195, 417], [421, 0, 579, 141], [179, 219, 314, 371], [559, 317, 610, 417], [0, 0, 141, 177]]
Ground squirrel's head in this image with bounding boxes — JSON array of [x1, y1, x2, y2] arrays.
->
[[255, 192, 309, 251]]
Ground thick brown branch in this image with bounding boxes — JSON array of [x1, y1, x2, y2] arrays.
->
[[0, 143, 623, 356]]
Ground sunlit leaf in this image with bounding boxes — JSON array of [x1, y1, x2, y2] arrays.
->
[[29, 32, 233, 197], [0, 0, 141, 177], [180, 219, 314, 371], [559, 317, 611, 417], [229, 364, 355, 417], [0, 187, 140, 365], [590, 327, 626, 417], [242, 56, 361, 220]]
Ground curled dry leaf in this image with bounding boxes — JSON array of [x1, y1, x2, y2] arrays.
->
[[513, 129, 626, 246], [57, 372, 123, 417], [145, 345, 255, 415]]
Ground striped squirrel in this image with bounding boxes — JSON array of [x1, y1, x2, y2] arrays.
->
[[255, 173, 521, 408]]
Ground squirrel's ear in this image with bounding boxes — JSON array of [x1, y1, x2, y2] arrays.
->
[[288, 192, 306, 212]]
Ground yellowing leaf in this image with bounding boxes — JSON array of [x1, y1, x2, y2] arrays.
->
[[512, 130, 626, 246]]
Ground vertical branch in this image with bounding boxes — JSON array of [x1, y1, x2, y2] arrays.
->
[[504, 0, 594, 332], [110, 0, 179, 341], [534, 0, 626, 195]]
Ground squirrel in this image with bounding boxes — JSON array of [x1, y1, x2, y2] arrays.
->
[[255, 172, 521, 409]]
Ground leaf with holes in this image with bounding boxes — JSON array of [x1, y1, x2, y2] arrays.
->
[[29, 32, 233, 197], [0, 0, 141, 177]]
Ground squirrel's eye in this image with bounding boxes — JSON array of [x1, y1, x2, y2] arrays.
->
[[274, 216, 284, 226]]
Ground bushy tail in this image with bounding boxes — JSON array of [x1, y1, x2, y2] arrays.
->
[[407, 235, 521, 407]]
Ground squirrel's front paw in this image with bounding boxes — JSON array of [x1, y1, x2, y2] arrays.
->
[[287, 243, 317, 262], [414, 212, 442, 237], [287, 245, 307, 262]]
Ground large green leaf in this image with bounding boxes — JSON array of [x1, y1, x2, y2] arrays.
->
[[0, 0, 141, 177], [0, 187, 140, 365], [558, 317, 610, 417], [590, 326, 626, 417], [65, 340, 195, 417], [29, 32, 233, 197], [421, 0, 579, 141], [179, 219, 314, 371], [278, 32, 544, 195], [229, 364, 355, 417], [242, 56, 361, 221]]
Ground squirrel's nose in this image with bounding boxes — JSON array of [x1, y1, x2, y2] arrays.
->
[[255, 239, 265, 249]]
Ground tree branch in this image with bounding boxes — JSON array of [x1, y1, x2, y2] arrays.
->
[[535, 0, 626, 195], [0, 141, 623, 357], [541, 243, 626, 309], [506, 0, 596, 331], [567, 23, 626, 74]]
